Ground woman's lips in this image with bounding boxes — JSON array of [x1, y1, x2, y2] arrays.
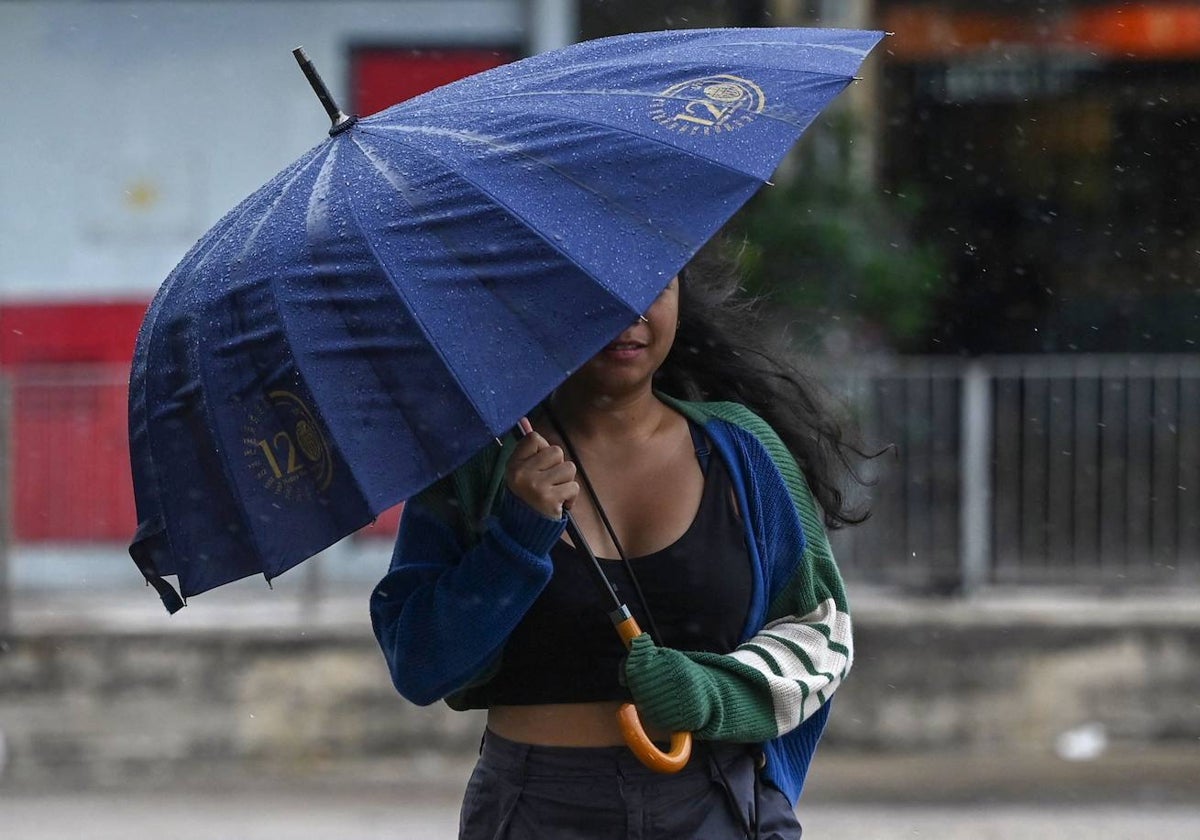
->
[[602, 340, 646, 360]]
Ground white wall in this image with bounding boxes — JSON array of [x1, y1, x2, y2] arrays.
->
[[0, 0, 526, 300]]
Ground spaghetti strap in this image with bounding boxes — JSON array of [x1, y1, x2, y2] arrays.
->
[[688, 418, 711, 475]]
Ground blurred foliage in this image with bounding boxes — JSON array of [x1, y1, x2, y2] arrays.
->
[[730, 116, 947, 353]]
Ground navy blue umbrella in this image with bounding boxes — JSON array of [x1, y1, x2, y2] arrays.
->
[[129, 27, 883, 614]]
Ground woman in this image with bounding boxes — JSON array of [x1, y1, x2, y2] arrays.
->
[[371, 241, 868, 838]]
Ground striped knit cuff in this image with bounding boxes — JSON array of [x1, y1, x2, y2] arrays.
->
[[494, 489, 568, 556]]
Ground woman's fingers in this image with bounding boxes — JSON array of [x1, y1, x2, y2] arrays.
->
[[505, 424, 578, 518], [558, 480, 580, 512], [526, 444, 569, 472], [512, 429, 546, 456], [542, 461, 578, 503]]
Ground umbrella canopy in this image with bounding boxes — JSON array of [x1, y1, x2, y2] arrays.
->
[[129, 27, 884, 612]]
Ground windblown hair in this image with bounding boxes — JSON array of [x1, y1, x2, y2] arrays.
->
[[655, 238, 872, 529]]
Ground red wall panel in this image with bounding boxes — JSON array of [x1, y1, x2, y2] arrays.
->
[[11, 372, 136, 541], [1, 303, 144, 541], [0, 301, 148, 366], [351, 46, 518, 116]]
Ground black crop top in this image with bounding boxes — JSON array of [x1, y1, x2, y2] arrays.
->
[[478, 432, 752, 705]]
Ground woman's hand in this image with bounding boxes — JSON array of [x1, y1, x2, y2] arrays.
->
[[504, 417, 579, 519]]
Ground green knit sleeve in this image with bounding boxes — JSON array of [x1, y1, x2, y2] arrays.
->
[[623, 634, 782, 742]]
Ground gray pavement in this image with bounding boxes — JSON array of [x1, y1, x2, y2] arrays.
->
[[4, 744, 1198, 839], [3, 789, 1200, 839], [6, 589, 1199, 838]]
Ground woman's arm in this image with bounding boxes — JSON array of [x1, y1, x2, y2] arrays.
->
[[622, 598, 850, 742], [623, 420, 853, 742], [369, 488, 565, 706]]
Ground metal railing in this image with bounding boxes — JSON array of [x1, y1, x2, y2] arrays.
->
[[830, 354, 1200, 591], [0, 355, 1197, 626]]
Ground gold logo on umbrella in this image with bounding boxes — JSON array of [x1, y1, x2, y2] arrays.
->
[[242, 390, 334, 500], [650, 74, 766, 135]]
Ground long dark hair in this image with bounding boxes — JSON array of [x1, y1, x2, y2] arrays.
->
[[655, 238, 872, 529]]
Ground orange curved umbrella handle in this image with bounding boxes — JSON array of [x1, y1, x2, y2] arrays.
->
[[613, 613, 694, 773], [616, 702, 693, 773]]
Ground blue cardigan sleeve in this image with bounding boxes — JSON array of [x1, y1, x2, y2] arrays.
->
[[369, 488, 565, 706]]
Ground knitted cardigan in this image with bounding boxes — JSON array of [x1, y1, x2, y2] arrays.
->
[[369, 397, 853, 805]]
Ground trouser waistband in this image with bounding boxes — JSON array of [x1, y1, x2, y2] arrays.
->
[[479, 728, 751, 780]]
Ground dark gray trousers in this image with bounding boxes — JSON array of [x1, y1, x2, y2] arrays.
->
[[459, 731, 802, 840]]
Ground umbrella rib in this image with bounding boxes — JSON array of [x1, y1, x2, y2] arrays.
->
[[141, 146, 323, 337], [353, 128, 646, 366], [326, 152, 496, 472], [358, 114, 773, 274], [370, 73, 854, 191], [515, 57, 863, 95], [368, 110, 763, 188], [273, 143, 431, 516], [360, 123, 723, 254], [361, 51, 871, 251], [144, 144, 330, 382], [137, 147, 332, 591], [400, 66, 860, 132], [200, 150, 346, 587], [348, 131, 648, 364], [413, 36, 871, 105]]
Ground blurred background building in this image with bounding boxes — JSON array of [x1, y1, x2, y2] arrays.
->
[[0, 0, 1197, 814], [879, 0, 1200, 356]]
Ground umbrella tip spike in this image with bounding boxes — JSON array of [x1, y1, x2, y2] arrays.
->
[[292, 46, 357, 136]]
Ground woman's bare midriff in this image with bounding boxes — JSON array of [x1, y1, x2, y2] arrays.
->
[[487, 702, 668, 747]]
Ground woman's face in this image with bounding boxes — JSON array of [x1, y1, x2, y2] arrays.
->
[[569, 276, 679, 399]]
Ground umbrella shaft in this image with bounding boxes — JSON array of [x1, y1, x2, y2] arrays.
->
[[563, 512, 627, 613]]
